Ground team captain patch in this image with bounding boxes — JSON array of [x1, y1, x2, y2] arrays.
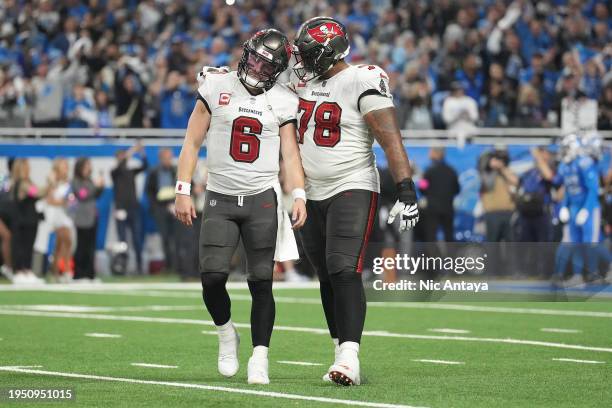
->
[[219, 93, 231, 105]]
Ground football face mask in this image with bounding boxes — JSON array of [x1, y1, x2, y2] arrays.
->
[[239, 51, 280, 89], [292, 44, 325, 82]]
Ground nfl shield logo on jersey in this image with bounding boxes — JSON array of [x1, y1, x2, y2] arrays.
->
[[219, 93, 231, 105], [209, 199, 217, 207]]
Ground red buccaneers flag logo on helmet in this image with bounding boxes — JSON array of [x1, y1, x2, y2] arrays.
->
[[307, 22, 344, 44]]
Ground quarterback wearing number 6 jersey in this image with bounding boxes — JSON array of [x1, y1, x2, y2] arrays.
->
[[174, 29, 307, 386], [291, 17, 420, 386]]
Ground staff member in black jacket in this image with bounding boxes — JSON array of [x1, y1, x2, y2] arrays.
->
[[419, 147, 460, 242], [145, 148, 177, 272], [111, 142, 147, 273]]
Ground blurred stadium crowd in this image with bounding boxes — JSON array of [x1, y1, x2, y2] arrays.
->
[[0, 0, 611, 130]]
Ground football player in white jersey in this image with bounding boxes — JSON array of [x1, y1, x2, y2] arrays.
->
[[174, 29, 307, 385], [291, 17, 419, 386]]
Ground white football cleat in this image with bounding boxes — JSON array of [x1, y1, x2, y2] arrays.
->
[[217, 323, 240, 377], [322, 342, 340, 382], [328, 342, 361, 386], [247, 356, 269, 385]]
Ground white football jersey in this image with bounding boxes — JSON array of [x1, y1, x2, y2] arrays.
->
[[197, 71, 298, 196], [291, 64, 392, 200]]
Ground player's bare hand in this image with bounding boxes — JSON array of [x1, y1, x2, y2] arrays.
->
[[175, 195, 197, 226], [291, 199, 307, 229]]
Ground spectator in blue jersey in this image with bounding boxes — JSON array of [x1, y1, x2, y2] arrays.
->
[[93, 91, 114, 128], [519, 52, 558, 112], [160, 71, 193, 129], [515, 17, 551, 63], [580, 58, 605, 100], [590, 2, 612, 30], [455, 53, 484, 106], [62, 83, 94, 128], [552, 135, 601, 285], [347, 0, 378, 41]]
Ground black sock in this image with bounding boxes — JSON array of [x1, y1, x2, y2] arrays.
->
[[329, 273, 366, 344], [248, 280, 275, 347], [201, 272, 231, 326], [319, 280, 338, 339]]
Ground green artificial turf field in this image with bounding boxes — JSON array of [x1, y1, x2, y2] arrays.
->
[[0, 284, 611, 407]]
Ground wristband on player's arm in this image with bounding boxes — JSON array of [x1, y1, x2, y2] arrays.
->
[[292, 188, 306, 203], [175, 181, 191, 196], [396, 178, 417, 204]]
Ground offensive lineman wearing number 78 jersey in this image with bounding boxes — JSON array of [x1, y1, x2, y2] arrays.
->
[[291, 16, 420, 386]]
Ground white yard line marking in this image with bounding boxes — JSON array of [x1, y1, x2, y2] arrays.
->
[[201, 330, 218, 335], [552, 358, 605, 364], [428, 328, 471, 334], [28, 290, 612, 319], [1, 309, 611, 353], [413, 359, 464, 365], [277, 361, 323, 366], [131, 363, 178, 369], [0, 282, 317, 291], [0, 304, 202, 313], [1, 365, 43, 369], [85, 333, 122, 338], [0, 366, 424, 408], [541, 328, 582, 334]]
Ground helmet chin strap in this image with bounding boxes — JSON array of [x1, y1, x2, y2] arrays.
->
[[238, 70, 266, 92]]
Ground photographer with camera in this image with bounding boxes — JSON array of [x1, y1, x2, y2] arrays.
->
[[479, 147, 517, 275], [479, 147, 517, 242]]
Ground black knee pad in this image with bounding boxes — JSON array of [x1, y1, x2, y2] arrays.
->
[[201, 272, 228, 289], [200, 252, 231, 274], [326, 252, 357, 277], [247, 261, 275, 281]]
